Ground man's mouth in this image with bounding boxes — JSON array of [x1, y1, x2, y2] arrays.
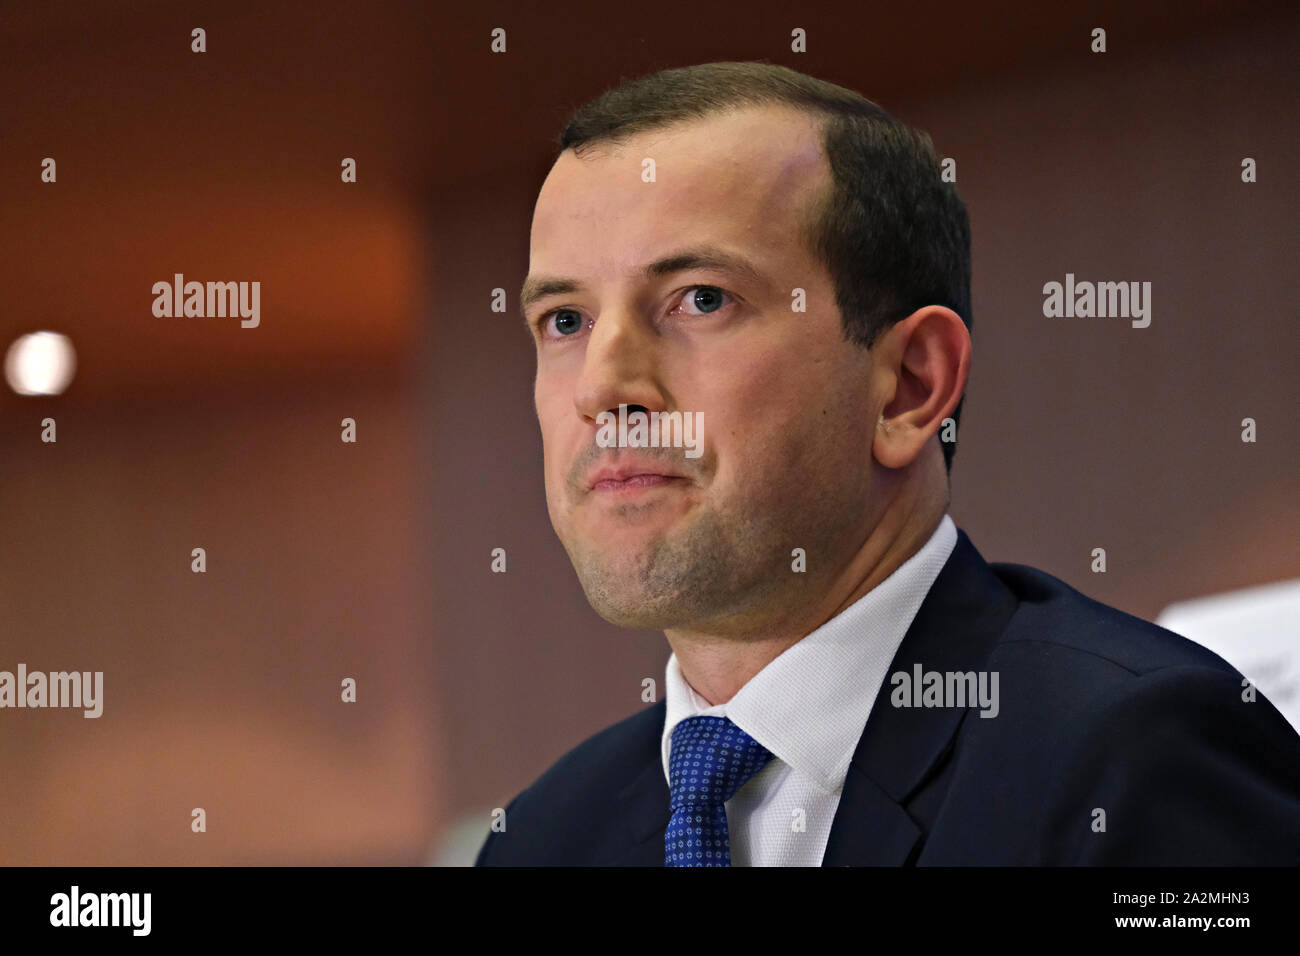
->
[[585, 458, 690, 495], [590, 473, 687, 494]]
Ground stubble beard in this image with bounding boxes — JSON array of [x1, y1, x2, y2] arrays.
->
[[562, 502, 789, 632]]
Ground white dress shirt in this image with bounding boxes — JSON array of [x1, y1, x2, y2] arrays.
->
[[660, 513, 958, 866]]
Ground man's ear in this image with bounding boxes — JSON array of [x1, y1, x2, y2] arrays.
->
[[872, 306, 970, 470]]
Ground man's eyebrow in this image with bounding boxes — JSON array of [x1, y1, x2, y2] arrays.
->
[[518, 277, 585, 322], [518, 245, 766, 323]]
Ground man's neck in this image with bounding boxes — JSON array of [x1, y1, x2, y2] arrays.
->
[[665, 486, 947, 707]]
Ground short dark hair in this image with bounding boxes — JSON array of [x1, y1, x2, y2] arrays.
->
[[556, 60, 972, 474]]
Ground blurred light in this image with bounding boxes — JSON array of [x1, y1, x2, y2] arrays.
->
[[5, 331, 77, 396]]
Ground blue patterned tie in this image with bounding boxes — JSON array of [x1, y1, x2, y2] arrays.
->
[[665, 715, 775, 866]]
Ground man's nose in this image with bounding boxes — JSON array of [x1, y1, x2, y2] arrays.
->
[[573, 310, 667, 424]]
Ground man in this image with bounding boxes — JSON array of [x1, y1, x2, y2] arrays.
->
[[475, 61, 1300, 865]]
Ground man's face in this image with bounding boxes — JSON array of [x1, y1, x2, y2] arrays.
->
[[523, 105, 882, 635]]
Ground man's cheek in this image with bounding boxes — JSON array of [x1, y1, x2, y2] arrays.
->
[[705, 374, 808, 453], [720, 394, 837, 496], [710, 419, 795, 504]]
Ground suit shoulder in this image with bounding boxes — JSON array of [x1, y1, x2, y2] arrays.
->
[[989, 559, 1243, 679]]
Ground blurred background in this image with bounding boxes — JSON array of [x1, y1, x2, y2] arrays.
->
[[0, 0, 1296, 865]]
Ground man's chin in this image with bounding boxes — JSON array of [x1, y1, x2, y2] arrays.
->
[[588, 600, 681, 631], [559, 522, 723, 629], [574, 564, 705, 630], [579, 579, 687, 630]]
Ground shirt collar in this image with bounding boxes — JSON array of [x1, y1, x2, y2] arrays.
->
[[661, 513, 958, 793]]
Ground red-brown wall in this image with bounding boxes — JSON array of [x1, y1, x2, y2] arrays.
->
[[1, 0, 1295, 863]]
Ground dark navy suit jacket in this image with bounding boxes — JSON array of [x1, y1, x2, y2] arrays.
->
[[475, 529, 1300, 865]]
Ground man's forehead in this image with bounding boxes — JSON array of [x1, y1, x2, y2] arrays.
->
[[529, 105, 827, 266], [538, 105, 825, 205]]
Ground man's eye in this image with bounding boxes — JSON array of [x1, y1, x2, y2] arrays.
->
[[673, 286, 732, 316], [542, 309, 586, 337]]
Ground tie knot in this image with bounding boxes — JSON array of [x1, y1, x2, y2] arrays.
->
[[668, 715, 775, 811]]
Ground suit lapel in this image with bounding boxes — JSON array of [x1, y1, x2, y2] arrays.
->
[[612, 702, 671, 865], [821, 529, 1017, 865]]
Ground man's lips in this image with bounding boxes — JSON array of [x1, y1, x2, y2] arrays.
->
[[586, 462, 688, 493], [590, 474, 686, 493]]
